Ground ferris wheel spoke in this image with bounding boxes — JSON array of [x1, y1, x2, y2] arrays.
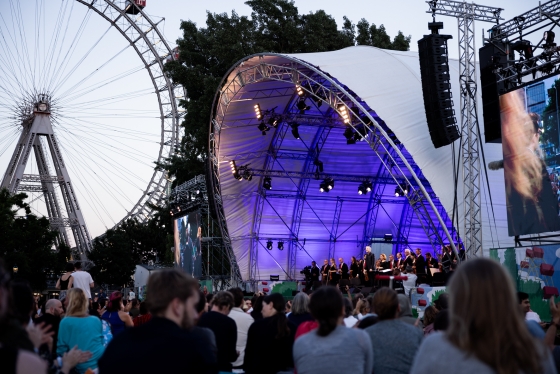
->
[[59, 87, 155, 110], [5, 0, 34, 93]]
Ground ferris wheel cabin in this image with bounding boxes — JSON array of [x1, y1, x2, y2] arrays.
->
[[124, 0, 146, 15]]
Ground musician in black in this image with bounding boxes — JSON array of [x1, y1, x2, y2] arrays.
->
[[403, 248, 414, 269], [415, 248, 427, 284], [394, 252, 403, 270], [441, 246, 452, 273], [364, 246, 375, 286], [320, 259, 330, 286], [338, 257, 349, 280], [350, 256, 360, 279], [310, 261, 320, 282], [328, 258, 339, 285], [425, 252, 439, 285]]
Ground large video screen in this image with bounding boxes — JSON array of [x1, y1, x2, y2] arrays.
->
[[173, 211, 202, 277], [501, 75, 560, 236]]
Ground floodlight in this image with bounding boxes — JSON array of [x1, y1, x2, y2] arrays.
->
[[254, 103, 263, 120], [297, 100, 310, 113], [278, 241, 284, 250], [263, 177, 272, 190], [266, 240, 273, 250], [290, 123, 300, 139]]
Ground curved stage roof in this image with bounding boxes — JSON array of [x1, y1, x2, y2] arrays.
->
[[210, 46, 509, 281]]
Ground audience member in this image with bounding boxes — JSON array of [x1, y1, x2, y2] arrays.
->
[[198, 291, 238, 372], [433, 309, 449, 331], [57, 288, 105, 373], [98, 268, 217, 373], [293, 286, 373, 374], [55, 263, 75, 301], [128, 298, 140, 318], [101, 291, 133, 336], [343, 297, 357, 328], [518, 291, 546, 339], [356, 315, 378, 329], [397, 294, 423, 329], [422, 305, 438, 336], [227, 287, 254, 372], [132, 301, 152, 327], [354, 298, 370, 320], [411, 258, 555, 374], [244, 293, 295, 374], [287, 292, 313, 329], [35, 298, 63, 358], [402, 266, 417, 296], [250, 294, 264, 321], [71, 262, 94, 300], [365, 287, 423, 374], [193, 290, 217, 361]]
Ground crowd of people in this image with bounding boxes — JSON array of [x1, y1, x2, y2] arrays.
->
[[1, 256, 560, 373]]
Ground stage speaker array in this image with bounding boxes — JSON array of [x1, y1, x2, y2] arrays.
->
[[479, 41, 513, 143], [418, 23, 460, 149]]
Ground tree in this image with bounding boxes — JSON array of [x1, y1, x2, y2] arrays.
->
[[0, 188, 64, 290], [162, 0, 411, 184]]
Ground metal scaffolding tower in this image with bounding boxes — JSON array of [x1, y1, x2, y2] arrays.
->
[[1, 96, 92, 259], [427, 0, 503, 257]]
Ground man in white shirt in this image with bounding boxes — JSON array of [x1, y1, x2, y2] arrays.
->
[[402, 266, 417, 296], [72, 262, 94, 299], [227, 287, 254, 372]]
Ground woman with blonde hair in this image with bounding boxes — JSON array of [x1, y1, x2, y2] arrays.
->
[[411, 258, 555, 374], [57, 288, 105, 373]]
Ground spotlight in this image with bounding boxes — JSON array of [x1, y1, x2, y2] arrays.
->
[[395, 183, 408, 197], [258, 122, 270, 135], [242, 168, 253, 181], [343, 127, 356, 144], [358, 181, 372, 195], [263, 176, 272, 190], [338, 104, 350, 124], [383, 234, 393, 242], [320, 178, 334, 193], [266, 240, 273, 250], [290, 123, 300, 139], [326, 178, 334, 190], [297, 99, 310, 113], [313, 158, 324, 173], [365, 181, 372, 192], [511, 39, 533, 59], [267, 116, 280, 128], [254, 104, 263, 120], [278, 241, 284, 250], [230, 160, 242, 180], [296, 85, 305, 97], [544, 31, 556, 48]]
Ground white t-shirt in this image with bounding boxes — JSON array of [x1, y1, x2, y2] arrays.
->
[[228, 307, 254, 367], [402, 273, 417, 296], [72, 270, 94, 298], [129, 291, 136, 300]]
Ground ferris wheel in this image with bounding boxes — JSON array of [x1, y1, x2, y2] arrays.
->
[[0, 0, 182, 255]]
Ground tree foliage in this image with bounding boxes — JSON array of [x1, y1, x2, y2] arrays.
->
[[88, 208, 173, 287], [0, 188, 66, 290], [162, 0, 411, 184]]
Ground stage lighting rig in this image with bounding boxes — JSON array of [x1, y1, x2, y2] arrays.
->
[[296, 84, 305, 97], [394, 183, 409, 197], [343, 127, 356, 144], [254, 103, 263, 120], [544, 31, 556, 49], [258, 122, 270, 135], [278, 241, 284, 250], [319, 178, 334, 193], [267, 116, 280, 128], [266, 240, 273, 250], [297, 99, 310, 114], [358, 181, 373, 195], [290, 123, 300, 139], [263, 176, 272, 190], [229, 160, 242, 180], [338, 104, 350, 124]]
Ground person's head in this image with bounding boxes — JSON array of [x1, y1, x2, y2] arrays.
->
[[11, 281, 34, 325], [323, 259, 328, 266], [389, 255, 394, 261], [107, 291, 123, 312], [146, 269, 199, 329], [404, 266, 413, 274], [380, 253, 387, 261], [392, 268, 401, 276], [434, 308, 449, 331], [131, 299, 139, 309], [365, 246, 371, 254], [228, 287, 245, 308], [291, 292, 310, 315], [251, 295, 264, 316], [351, 256, 357, 264], [211, 291, 234, 315], [517, 292, 530, 315], [356, 298, 370, 315], [415, 248, 422, 255], [311, 261, 316, 267], [447, 258, 543, 374], [262, 293, 285, 318], [434, 293, 449, 310], [338, 257, 343, 264], [397, 294, 412, 317], [285, 300, 292, 312], [423, 305, 438, 326], [66, 288, 88, 317], [330, 258, 335, 265], [309, 286, 344, 337], [139, 301, 149, 316], [371, 287, 399, 321], [404, 248, 411, 256], [74, 262, 82, 270], [244, 299, 252, 310], [426, 252, 432, 259], [206, 293, 214, 307], [396, 252, 402, 259], [45, 299, 63, 318], [65, 262, 75, 272]]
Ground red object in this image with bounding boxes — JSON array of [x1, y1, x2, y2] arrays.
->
[[417, 288, 424, 294], [533, 247, 544, 259], [520, 261, 529, 269], [295, 321, 319, 340], [526, 249, 534, 258], [418, 299, 427, 307], [301, 281, 306, 285], [134, 0, 146, 6], [541, 263, 555, 276], [262, 288, 269, 293], [543, 286, 559, 299], [261, 281, 268, 285], [375, 275, 408, 281], [133, 313, 152, 327]]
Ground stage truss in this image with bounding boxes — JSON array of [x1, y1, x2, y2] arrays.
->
[[209, 54, 459, 284]]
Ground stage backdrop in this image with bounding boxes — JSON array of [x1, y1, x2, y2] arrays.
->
[[489, 245, 560, 321], [173, 211, 202, 278]]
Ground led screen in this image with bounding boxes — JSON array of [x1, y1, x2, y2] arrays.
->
[[501, 75, 560, 236], [173, 211, 202, 277]]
